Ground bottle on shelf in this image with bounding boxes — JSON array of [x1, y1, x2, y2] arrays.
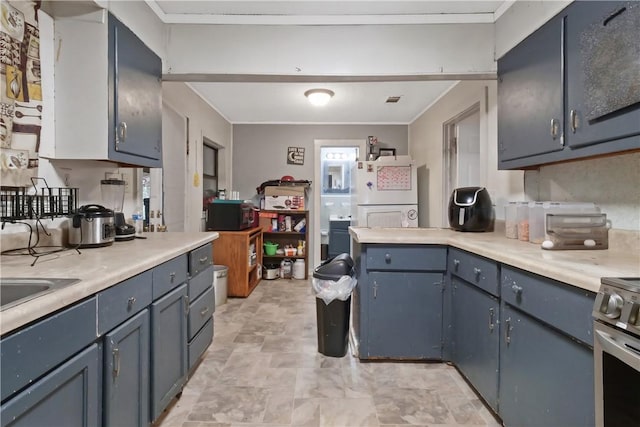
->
[[132, 206, 143, 234]]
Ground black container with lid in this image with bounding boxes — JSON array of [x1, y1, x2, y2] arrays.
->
[[448, 187, 494, 232]]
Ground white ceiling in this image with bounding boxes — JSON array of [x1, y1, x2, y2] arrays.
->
[[149, 1, 510, 124]]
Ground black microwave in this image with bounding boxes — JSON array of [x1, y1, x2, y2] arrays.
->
[[206, 201, 255, 231]]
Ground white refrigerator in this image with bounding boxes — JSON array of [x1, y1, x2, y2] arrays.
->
[[351, 155, 418, 227]]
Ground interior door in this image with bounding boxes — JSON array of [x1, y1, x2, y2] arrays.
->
[[161, 104, 187, 232]]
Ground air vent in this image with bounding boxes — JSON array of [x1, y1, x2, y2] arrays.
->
[[385, 96, 401, 103]]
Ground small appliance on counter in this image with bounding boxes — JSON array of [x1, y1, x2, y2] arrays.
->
[[206, 199, 255, 231], [448, 187, 494, 232], [101, 177, 135, 241], [67, 204, 115, 248]]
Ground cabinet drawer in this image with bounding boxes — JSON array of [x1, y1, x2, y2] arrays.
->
[[188, 286, 215, 340], [153, 254, 188, 299], [0, 297, 97, 402], [501, 266, 595, 344], [188, 318, 213, 370], [449, 248, 500, 297], [189, 243, 213, 276], [189, 265, 214, 300], [366, 245, 446, 271], [98, 271, 153, 335]]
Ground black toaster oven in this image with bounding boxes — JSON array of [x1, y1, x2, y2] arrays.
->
[[206, 201, 255, 231]]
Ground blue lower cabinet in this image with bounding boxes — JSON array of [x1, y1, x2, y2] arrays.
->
[[0, 343, 101, 427], [367, 272, 443, 359], [103, 309, 150, 427], [451, 277, 499, 411], [151, 283, 188, 422], [499, 303, 594, 426]]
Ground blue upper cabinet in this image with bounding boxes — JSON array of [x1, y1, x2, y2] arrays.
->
[[108, 13, 162, 166], [564, 1, 640, 149], [498, 1, 640, 169], [497, 14, 564, 163], [50, 9, 162, 168]]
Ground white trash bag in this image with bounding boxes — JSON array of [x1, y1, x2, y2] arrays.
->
[[312, 275, 357, 305]]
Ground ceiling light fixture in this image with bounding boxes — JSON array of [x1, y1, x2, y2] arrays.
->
[[305, 89, 334, 106]]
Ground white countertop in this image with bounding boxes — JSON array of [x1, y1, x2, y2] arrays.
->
[[0, 232, 218, 335], [349, 227, 640, 293]]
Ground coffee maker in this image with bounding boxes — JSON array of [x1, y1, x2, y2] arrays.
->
[[101, 177, 136, 241]]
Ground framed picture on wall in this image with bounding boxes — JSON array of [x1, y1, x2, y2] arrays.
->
[[378, 148, 396, 157]]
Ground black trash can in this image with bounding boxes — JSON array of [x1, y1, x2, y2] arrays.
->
[[313, 253, 355, 357]]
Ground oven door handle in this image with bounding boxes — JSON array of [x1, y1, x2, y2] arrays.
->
[[595, 328, 640, 371]]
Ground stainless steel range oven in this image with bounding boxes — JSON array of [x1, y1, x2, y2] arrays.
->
[[593, 277, 640, 427]]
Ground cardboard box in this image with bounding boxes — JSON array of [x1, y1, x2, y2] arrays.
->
[[264, 195, 305, 210], [258, 211, 278, 231], [264, 185, 306, 197]]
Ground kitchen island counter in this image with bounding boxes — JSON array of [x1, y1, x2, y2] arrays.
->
[[349, 227, 639, 293], [0, 232, 218, 335]]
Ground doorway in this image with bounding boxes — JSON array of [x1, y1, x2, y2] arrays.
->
[[442, 103, 480, 227], [313, 139, 367, 269], [160, 103, 187, 232]]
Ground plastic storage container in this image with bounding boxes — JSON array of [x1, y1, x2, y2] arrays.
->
[[504, 201, 519, 239], [528, 202, 599, 244], [516, 202, 530, 242], [312, 253, 356, 357], [543, 213, 609, 250], [292, 259, 306, 279]]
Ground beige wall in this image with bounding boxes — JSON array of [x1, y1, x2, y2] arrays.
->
[[409, 81, 524, 228], [162, 82, 233, 231]]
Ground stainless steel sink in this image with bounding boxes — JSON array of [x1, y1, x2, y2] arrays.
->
[[0, 278, 80, 310]]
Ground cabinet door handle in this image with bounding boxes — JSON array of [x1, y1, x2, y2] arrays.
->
[[112, 347, 120, 378], [550, 118, 559, 140], [505, 318, 512, 345], [488, 307, 495, 333], [373, 281, 378, 299], [183, 295, 189, 316], [384, 253, 391, 263], [169, 272, 176, 283], [512, 284, 523, 295], [200, 306, 209, 317], [199, 256, 208, 264], [119, 121, 127, 142], [473, 267, 482, 279], [127, 297, 136, 310], [570, 110, 579, 133], [453, 259, 460, 271]]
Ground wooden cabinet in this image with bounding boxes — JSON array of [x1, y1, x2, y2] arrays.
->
[[51, 10, 162, 167], [214, 227, 263, 297], [262, 211, 309, 279], [499, 266, 595, 426], [498, 1, 640, 169], [353, 244, 447, 360]]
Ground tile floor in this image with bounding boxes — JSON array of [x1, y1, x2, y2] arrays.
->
[[157, 278, 502, 427]]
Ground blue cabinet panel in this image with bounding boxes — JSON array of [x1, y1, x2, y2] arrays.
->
[[188, 265, 214, 300], [498, 13, 564, 162], [152, 254, 188, 300], [151, 284, 188, 421], [565, 1, 640, 149], [448, 248, 500, 297], [188, 318, 214, 370], [367, 272, 443, 359], [500, 304, 594, 427], [501, 265, 595, 344], [103, 309, 150, 427], [188, 286, 215, 340], [189, 243, 213, 276], [97, 271, 152, 335], [1, 344, 101, 427], [366, 245, 447, 271], [0, 298, 97, 402], [451, 277, 499, 411], [107, 13, 162, 166]]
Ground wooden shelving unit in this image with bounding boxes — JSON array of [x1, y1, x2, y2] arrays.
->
[[212, 227, 263, 297], [261, 210, 309, 279]]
